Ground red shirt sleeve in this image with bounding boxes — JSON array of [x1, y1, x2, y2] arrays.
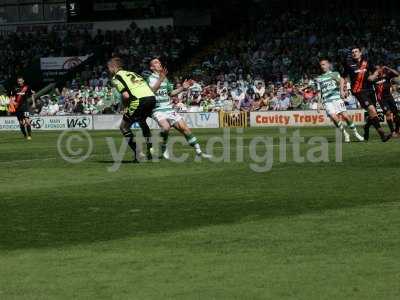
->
[[15, 85, 29, 106]]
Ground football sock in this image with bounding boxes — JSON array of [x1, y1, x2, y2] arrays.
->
[[387, 119, 395, 133], [346, 120, 356, 130], [185, 133, 201, 153], [365, 117, 373, 129], [123, 130, 137, 158], [139, 120, 153, 158], [146, 138, 153, 158], [348, 123, 360, 135], [160, 131, 169, 153], [393, 113, 400, 133], [369, 116, 387, 139], [26, 124, 32, 137], [19, 125, 27, 137], [335, 121, 347, 134]]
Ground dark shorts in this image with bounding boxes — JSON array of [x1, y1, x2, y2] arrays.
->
[[123, 96, 156, 125], [15, 110, 30, 121], [379, 97, 398, 114], [353, 90, 377, 110]]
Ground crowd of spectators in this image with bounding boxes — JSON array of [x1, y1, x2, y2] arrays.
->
[[0, 23, 203, 115], [192, 10, 400, 82], [162, 77, 367, 113], [170, 9, 400, 113], [2, 10, 400, 115], [0, 22, 202, 89]]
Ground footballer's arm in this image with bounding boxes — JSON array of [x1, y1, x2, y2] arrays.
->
[[149, 67, 168, 93], [121, 91, 131, 106], [170, 80, 191, 96], [384, 66, 400, 77], [340, 77, 349, 99], [31, 91, 37, 109]]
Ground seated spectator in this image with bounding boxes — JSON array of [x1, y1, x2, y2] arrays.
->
[[251, 94, 263, 111], [223, 96, 234, 112], [254, 81, 266, 98], [269, 93, 280, 110], [278, 93, 291, 110], [240, 89, 255, 112], [259, 94, 271, 111], [290, 87, 305, 110], [231, 87, 245, 102]]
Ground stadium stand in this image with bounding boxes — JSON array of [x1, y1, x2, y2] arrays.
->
[[1, 9, 400, 115]]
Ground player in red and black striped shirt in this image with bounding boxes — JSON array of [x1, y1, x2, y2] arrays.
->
[[9, 77, 35, 140], [369, 64, 400, 136], [340, 47, 391, 142]]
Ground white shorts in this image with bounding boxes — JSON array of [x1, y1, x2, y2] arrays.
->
[[325, 100, 347, 117], [152, 110, 183, 126]]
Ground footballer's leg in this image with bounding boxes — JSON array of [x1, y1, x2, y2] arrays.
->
[[173, 119, 212, 158], [17, 113, 27, 138], [329, 114, 350, 142], [152, 112, 172, 159], [340, 112, 364, 141], [354, 92, 388, 141], [325, 102, 350, 142], [387, 99, 400, 136], [120, 115, 139, 163], [137, 97, 157, 160], [394, 113, 400, 136], [138, 118, 153, 160], [363, 116, 371, 141], [386, 111, 395, 134], [25, 115, 32, 140], [367, 104, 391, 142], [379, 100, 395, 135], [127, 97, 156, 161], [159, 120, 171, 157]]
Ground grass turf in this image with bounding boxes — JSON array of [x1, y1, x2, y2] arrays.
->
[[0, 127, 399, 299]]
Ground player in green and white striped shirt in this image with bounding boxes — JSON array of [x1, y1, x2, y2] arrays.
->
[[147, 58, 211, 159], [312, 58, 364, 142]]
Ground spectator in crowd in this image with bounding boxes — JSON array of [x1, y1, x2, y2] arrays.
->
[[278, 93, 291, 110], [3, 11, 400, 115], [0, 85, 9, 116], [240, 89, 255, 112]]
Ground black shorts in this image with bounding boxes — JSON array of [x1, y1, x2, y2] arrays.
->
[[379, 97, 398, 114], [15, 110, 30, 121], [353, 90, 377, 110], [123, 96, 156, 125]]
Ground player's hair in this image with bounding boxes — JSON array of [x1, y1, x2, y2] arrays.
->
[[149, 57, 161, 67], [351, 45, 362, 52], [319, 57, 331, 63], [108, 57, 124, 70]]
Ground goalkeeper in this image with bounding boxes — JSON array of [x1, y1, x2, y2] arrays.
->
[[108, 57, 156, 162]]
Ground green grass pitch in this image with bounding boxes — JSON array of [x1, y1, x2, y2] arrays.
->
[[0, 127, 399, 299]]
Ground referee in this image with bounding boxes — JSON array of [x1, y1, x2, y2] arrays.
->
[[107, 57, 156, 162]]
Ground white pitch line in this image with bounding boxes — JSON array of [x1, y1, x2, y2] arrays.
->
[[0, 157, 57, 164], [0, 153, 114, 165]]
